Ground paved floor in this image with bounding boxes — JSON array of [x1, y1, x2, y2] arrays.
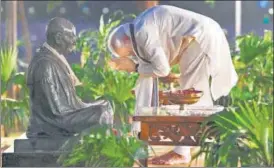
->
[[1, 133, 27, 153]]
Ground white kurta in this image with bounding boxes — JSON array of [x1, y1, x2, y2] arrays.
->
[[131, 5, 238, 133]]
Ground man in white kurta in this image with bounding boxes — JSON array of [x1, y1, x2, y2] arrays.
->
[[107, 5, 238, 165]]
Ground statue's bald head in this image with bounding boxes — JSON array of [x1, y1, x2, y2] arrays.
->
[[45, 17, 77, 54], [107, 23, 134, 58], [46, 17, 76, 38]]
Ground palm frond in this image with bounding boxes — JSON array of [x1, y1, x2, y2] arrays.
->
[[0, 44, 18, 82], [196, 100, 273, 167]]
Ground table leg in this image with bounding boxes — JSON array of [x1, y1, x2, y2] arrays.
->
[[139, 158, 148, 167], [140, 123, 149, 140], [137, 143, 148, 167], [138, 123, 149, 167]]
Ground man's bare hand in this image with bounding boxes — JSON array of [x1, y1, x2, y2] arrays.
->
[[108, 57, 136, 73], [159, 73, 180, 83]]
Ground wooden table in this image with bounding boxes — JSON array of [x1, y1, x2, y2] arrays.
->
[[133, 106, 222, 167]]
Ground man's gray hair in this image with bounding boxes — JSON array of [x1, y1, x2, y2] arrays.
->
[[107, 23, 131, 58]]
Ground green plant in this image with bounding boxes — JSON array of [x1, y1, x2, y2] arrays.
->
[[0, 44, 18, 84], [76, 65, 138, 124], [73, 11, 138, 125], [231, 30, 273, 104], [0, 43, 29, 130], [193, 101, 273, 167], [58, 126, 148, 167], [171, 64, 180, 74], [1, 72, 30, 130]]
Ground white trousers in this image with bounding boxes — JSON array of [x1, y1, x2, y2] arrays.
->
[[174, 40, 213, 155]]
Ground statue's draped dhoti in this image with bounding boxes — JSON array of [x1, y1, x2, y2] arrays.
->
[[26, 46, 113, 138]]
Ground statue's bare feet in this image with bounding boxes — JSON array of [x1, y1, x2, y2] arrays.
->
[[151, 151, 191, 165]]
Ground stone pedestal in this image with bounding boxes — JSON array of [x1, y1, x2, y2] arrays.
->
[[2, 137, 78, 167], [13, 138, 71, 153], [2, 152, 63, 167]]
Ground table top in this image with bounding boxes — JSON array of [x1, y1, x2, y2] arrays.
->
[[133, 105, 225, 122]]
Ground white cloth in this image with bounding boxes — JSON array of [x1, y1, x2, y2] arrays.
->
[[131, 5, 238, 101], [178, 41, 213, 106], [131, 77, 154, 133], [43, 43, 81, 86], [174, 40, 212, 156]]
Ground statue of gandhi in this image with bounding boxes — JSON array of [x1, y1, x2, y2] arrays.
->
[[26, 17, 114, 138]]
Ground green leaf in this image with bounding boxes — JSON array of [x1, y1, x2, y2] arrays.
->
[[0, 44, 18, 82], [1, 98, 28, 129], [99, 14, 105, 35], [60, 126, 146, 167], [263, 30, 272, 42], [12, 72, 26, 85], [197, 100, 273, 167]]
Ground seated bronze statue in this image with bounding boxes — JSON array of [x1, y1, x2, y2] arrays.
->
[[26, 17, 113, 138]]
